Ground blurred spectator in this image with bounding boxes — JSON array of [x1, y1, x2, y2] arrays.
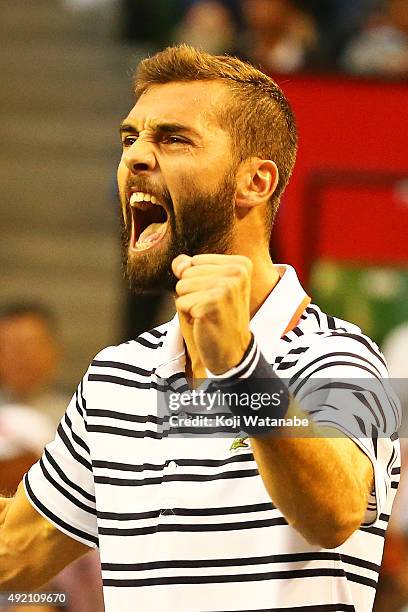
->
[[239, 0, 319, 73], [51, 553, 104, 612], [0, 302, 67, 492], [341, 0, 408, 77], [0, 303, 68, 428], [0, 403, 55, 494], [313, 0, 382, 61], [0, 303, 104, 612], [174, 0, 238, 55]]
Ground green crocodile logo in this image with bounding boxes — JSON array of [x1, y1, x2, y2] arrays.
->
[[230, 436, 249, 451]]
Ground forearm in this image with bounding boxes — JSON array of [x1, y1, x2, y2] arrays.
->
[[208, 337, 374, 548], [0, 482, 90, 590], [0, 491, 47, 589], [250, 401, 373, 548], [0, 534, 30, 590], [0, 493, 29, 589]]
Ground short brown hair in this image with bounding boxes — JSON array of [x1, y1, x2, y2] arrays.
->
[[134, 45, 298, 232]]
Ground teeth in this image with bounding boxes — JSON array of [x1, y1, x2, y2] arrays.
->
[[129, 192, 160, 206], [135, 240, 151, 249]]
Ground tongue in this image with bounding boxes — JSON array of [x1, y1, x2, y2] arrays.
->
[[138, 222, 166, 244]]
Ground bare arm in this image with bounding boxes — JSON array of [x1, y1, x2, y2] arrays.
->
[[0, 482, 90, 590], [171, 255, 384, 549], [250, 400, 374, 549]]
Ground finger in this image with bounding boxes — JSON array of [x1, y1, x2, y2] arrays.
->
[[189, 290, 224, 319], [181, 263, 250, 280], [175, 275, 222, 296], [172, 254, 193, 279], [175, 288, 221, 318], [191, 254, 253, 274], [180, 264, 225, 279]]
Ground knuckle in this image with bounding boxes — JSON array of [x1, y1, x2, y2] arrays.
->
[[181, 266, 195, 278], [208, 289, 223, 308], [237, 255, 253, 273], [175, 279, 184, 294], [176, 301, 190, 314], [226, 264, 242, 276], [216, 277, 230, 291], [173, 255, 183, 265]]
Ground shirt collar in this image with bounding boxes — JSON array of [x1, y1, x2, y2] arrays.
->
[[155, 264, 310, 377], [154, 313, 186, 379], [249, 264, 310, 361]]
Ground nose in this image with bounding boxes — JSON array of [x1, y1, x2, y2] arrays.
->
[[122, 138, 157, 175]]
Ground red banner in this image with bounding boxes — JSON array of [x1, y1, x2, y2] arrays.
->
[[273, 74, 408, 284]]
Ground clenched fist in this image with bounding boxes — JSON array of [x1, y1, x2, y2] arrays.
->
[[172, 253, 253, 375]]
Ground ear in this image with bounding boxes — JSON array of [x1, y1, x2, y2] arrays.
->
[[235, 158, 279, 209]]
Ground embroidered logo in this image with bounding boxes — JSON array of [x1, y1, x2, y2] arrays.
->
[[230, 436, 249, 451]]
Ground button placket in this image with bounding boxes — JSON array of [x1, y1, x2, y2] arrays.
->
[[159, 433, 179, 516]]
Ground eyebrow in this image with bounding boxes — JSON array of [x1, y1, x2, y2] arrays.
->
[[119, 121, 200, 139]]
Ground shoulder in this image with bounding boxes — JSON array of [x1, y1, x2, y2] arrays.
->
[[87, 320, 170, 373], [275, 303, 388, 378]]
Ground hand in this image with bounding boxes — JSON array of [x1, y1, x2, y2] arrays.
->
[[172, 253, 253, 375]]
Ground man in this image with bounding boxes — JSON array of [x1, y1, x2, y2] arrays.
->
[[0, 303, 65, 493], [0, 304, 104, 612], [0, 303, 67, 429], [0, 45, 400, 611]]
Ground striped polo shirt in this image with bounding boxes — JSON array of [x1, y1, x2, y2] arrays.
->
[[24, 264, 400, 612]]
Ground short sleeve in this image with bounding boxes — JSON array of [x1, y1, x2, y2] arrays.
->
[[24, 372, 98, 548], [289, 332, 401, 527]]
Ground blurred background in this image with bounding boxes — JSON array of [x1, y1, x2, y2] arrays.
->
[[0, 0, 407, 610]]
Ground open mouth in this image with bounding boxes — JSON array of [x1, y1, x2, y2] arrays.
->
[[129, 191, 169, 252]]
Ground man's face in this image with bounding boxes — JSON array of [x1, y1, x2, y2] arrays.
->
[[117, 80, 238, 293], [0, 314, 58, 399]]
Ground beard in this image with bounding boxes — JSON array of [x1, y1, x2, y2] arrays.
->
[[120, 167, 237, 294]]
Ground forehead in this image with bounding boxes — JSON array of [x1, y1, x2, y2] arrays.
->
[[125, 80, 227, 133], [0, 314, 50, 338]]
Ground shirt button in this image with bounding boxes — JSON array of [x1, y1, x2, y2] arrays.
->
[[166, 460, 178, 474]]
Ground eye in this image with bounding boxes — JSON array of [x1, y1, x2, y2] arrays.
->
[[162, 135, 189, 145], [122, 135, 138, 147]]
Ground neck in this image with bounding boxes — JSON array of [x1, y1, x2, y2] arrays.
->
[[175, 253, 280, 384]]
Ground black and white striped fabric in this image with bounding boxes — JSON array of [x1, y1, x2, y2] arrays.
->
[[24, 265, 400, 612]]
